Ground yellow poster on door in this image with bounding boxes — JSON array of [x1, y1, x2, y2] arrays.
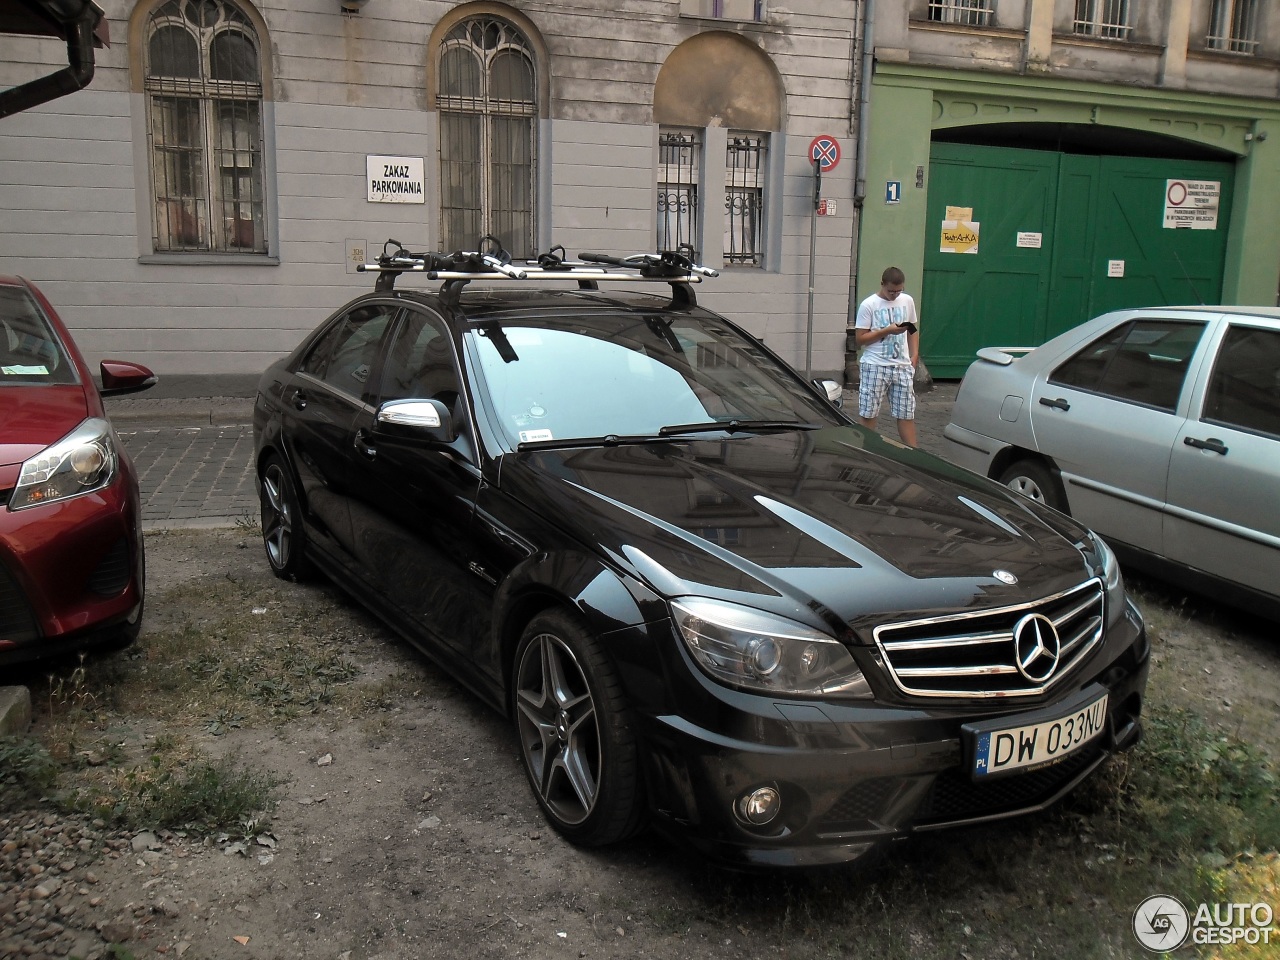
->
[[941, 219, 980, 254]]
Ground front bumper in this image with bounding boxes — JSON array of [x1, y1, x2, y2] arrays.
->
[[0, 471, 145, 666], [633, 598, 1148, 868]]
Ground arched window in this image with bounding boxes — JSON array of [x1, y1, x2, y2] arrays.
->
[[436, 16, 536, 256], [144, 0, 266, 253]]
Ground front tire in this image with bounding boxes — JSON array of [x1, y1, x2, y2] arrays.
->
[[259, 455, 312, 581], [511, 610, 645, 846], [999, 458, 1068, 513]]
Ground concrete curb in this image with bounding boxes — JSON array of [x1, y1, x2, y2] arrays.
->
[[0, 685, 33, 736], [105, 397, 255, 425]]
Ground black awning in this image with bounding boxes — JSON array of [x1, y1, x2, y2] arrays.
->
[[0, 0, 109, 119]]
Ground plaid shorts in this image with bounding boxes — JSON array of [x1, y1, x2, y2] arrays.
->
[[858, 362, 916, 421]]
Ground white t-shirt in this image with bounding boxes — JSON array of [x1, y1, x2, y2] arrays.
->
[[854, 291, 918, 368]]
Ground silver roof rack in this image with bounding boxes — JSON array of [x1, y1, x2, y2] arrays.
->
[[358, 239, 718, 307]]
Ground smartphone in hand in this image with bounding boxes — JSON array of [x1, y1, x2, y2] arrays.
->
[[897, 321, 917, 334]]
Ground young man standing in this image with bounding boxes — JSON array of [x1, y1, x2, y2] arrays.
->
[[853, 266, 920, 447]]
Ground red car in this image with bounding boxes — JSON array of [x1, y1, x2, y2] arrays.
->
[[1, 276, 156, 667]]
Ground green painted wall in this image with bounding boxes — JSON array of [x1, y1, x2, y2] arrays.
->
[[855, 64, 1280, 369]]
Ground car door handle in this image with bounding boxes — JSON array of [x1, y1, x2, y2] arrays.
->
[[1184, 436, 1228, 455], [1038, 396, 1071, 412], [354, 428, 377, 460]]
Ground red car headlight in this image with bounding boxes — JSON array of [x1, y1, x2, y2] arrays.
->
[[9, 418, 119, 510]]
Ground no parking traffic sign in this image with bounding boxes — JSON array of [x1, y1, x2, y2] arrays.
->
[[808, 134, 841, 171]]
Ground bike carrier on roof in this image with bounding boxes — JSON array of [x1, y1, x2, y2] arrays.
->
[[358, 238, 718, 308]]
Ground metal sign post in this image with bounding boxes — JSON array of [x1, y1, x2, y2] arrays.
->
[[806, 157, 820, 379]]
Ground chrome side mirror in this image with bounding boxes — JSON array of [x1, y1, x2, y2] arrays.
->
[[375, 398, 455, 443], [815, 379, 843, 407]]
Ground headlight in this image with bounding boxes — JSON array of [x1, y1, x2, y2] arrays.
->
[[1089, 532, 1125, 620], [671, 597, 871, 699], [9, 418, 119, 510]]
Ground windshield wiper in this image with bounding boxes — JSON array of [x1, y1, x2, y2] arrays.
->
[[658, 419, 822, 437], [516, 433, 669, 452]]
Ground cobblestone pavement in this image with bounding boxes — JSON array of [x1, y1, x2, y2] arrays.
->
[[115, 423, 257, 531], [110, 382, 961, 532]]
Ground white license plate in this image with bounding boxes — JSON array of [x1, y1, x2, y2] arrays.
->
[[973, 692, 1109, 778]]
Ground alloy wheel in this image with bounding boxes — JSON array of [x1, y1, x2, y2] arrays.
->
[[514, 632, 601, 826], [260, 462, 293, 571]]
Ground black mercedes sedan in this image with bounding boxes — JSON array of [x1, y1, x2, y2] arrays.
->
[[252, 246, 1149, 868]]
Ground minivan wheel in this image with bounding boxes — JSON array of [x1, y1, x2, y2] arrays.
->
[[259, 455, 312, 581], [999, 459, 1068, 513], [512, 610, 645, 846]]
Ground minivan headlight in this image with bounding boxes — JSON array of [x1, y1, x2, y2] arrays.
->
[[671, 597, 871, 698], [10, 418, 119, 510]]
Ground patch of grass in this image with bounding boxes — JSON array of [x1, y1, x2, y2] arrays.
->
[[1115, 706, 1280, 859], [0, 736, 60, 811], [70, 751, 282, 833]]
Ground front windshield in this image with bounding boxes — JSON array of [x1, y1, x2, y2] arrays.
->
[[0, 286, 76, 386], [467, 311, 840, 447]]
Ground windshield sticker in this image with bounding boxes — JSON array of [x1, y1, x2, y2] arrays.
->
[[2, 365, 49, 375], [519, 429, 554, 443]]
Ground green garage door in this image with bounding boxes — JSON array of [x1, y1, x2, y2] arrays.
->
[[922, 143, 1235, 378]]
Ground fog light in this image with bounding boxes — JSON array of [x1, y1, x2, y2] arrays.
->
[[736, 786, 782, 826]]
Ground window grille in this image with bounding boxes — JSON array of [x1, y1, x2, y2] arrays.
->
[[724, 133, 766, 267], [1073, 0, 1132, 39], [144, 0, 266, 254], [437, 17, 536, 256], [927, 1, 993, 27], [658, 128, 700, 255], [680, 0, 764, 21], [1207, 0, 1260, 53]]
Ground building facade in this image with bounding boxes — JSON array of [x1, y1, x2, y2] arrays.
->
[[859, 0, 1280, 376], [1, 0, 863, 383]]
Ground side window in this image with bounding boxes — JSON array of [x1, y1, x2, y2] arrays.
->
[[658, 127, 701, 254], [298, 305, 398, 398], [143, 0, 268, 254], [1049, 319, 1206, 411], [725, 132, 768, 267], [379, 311, 461, 405], [1203, 325, 1280, 438], [436, 16, 537, 256]]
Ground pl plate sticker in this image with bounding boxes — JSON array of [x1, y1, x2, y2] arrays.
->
[[519, 429, 554, 443]]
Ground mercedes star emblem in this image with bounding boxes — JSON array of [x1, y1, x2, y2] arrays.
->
[[1013, 613, 1061, 683]]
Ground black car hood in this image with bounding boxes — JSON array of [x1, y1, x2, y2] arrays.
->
[[504, 425, 1094, 637]]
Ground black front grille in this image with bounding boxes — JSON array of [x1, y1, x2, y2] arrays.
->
[[874, 579, 1106, 699], [86, 538, 131, 597], [919, 748, 1102, 823], [0, 562, 39, 644]]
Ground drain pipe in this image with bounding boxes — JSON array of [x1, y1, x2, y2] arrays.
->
[[853, 0, 875, 215], [846, 0, 875, 383], [0, 1, 103, 120]]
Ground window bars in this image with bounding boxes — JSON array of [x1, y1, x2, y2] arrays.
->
[[144, 0, 266, 254], [1207, 0, 1260, 54], [927, 1, 993, 28], [437, 17, 537, 257], [658, 129, 701, 257], [1073, 0, 1132, 40], [725, 133, 766, 267]]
